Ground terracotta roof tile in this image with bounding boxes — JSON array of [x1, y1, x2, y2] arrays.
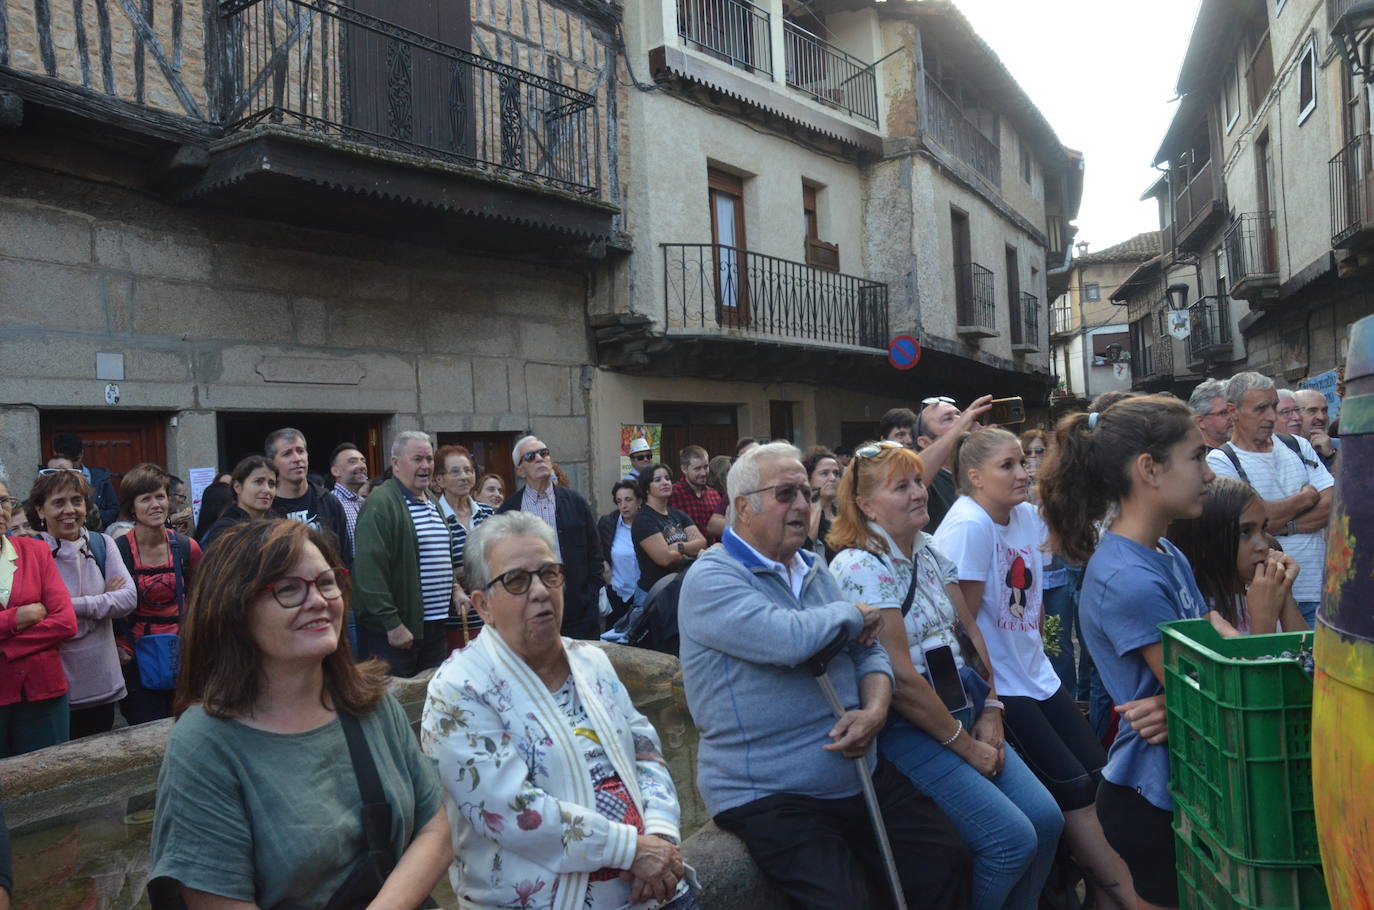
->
[[1076, 231, 1161, 264]]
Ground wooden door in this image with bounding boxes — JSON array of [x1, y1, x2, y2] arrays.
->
[[436, 431, 518, 494], [39, 411, 168, 495], [709, 168, 749, 327], [644, 403, 739, 466], [951, 208, 972, 320], [1257, 133, 1277, 271], [348, 0, 474, 155]]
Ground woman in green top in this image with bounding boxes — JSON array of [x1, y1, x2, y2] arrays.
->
[[149, 519, 451, 909]]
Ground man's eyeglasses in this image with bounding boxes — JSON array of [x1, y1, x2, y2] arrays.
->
[[519, 448, 552, 464], [0, 496, 19, 509], [742, 483, 813, 504], [1203, 409, 1230, 419], [484, 563, 566, 595], [921, 396, 956, 407], [264, 568, 349, 608], [1277, 407, 1299, 418]]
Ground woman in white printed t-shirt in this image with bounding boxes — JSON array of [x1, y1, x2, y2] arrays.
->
[[933, 428, 1138, 910]]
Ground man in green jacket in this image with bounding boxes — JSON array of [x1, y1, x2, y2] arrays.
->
[[352, 431, 456, 676]]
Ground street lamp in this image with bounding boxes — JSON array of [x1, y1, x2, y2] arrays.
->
[[1332, 1, 1374, 84], [1166, 283, 1190, 311]]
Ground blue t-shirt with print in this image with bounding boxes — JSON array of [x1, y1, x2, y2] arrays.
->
[[1079, 532, 1207, 810]]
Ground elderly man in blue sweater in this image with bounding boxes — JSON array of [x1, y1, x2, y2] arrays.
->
[[680, 442, 971, 909]]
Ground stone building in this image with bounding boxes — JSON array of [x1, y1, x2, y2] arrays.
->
[[589, 0, 1082, 496], [1130, 0, 1374, 397], [1047, 234, 1153, 410], [0, 0, 625, 498]]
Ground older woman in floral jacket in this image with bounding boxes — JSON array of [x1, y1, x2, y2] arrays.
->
[[422, 512, 696, 910]]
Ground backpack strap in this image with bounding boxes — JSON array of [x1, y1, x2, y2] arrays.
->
[[86, 531, 107, 581], [1220, 443, 1250, 485], [1276, 434, 1319, 470]]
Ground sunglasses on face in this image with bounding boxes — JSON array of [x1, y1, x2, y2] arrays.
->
[[631, 452, 654, 461], [519, 448, 552, 464], [742, 482, 813, 504], [484, 562, 566, 595], [1026, 447, 1046, 457], [921, 396, 956, 406], [263, 568, 349, 608]]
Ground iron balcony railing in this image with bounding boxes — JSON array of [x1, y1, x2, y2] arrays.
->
[[220, 0, 599, 195], [1013, 291, 1039, 348], [677, 0, 773, 75], [956, 262, 997, 333], [1330, 132, 1372, 247], [1187, 295, 1232, 362], [922, 77, 1001, 189], [783, 22, 878, 125], [1223, 212, 1279, 288], [661, 243, 888, 349], [1050, 303, 1073, 336]]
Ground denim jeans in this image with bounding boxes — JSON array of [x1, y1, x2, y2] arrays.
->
[[879, 709, 1064, 910], [1297, 601, 1319, 629]]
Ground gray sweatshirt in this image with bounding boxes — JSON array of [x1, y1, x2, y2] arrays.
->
[[679, 529, 894, 817]]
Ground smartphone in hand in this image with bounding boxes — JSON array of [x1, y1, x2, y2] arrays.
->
[[988, 397, 1026, 426]]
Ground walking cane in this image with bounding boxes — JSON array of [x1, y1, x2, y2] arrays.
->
[[806, 629, 909, 910]]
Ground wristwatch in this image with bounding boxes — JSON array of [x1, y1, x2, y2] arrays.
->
[[1286, 518, 1298, 536]]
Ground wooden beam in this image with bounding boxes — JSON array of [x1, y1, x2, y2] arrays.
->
[[71, 0, 92, 88], [0, 0, 8, 67], [35, 0, 57, 77], [95, 0, 114, 94], [112, 0, 203, 118]]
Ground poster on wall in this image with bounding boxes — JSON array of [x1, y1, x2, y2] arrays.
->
[[188, 466, 218, 525], [1299, 369, 1342, 423], [619, 424, 662, 478]]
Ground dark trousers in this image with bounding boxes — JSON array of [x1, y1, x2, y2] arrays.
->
[[562, 598, 601, 640], [69, 701, 117, 739], [714, 760, 973, 910], [358, 620, 449, 678], [119, 661, 174, 726], [0, 694, 69, 758]]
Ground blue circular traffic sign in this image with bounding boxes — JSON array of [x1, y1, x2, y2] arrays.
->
[[888, 335, 921, 370]]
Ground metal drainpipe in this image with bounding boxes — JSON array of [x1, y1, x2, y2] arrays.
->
[[1078, 266, 1090, 399]]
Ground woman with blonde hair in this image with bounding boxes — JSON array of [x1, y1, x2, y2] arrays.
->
[[828, 441, 1061, 910]]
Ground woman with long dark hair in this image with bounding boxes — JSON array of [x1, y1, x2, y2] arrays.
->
[[199, 456, 278, 551], [1166, 476, 1306, 634], [149, 520, 450, 909], [1039, 395, 1231, 910]]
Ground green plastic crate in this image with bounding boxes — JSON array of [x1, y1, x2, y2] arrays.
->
[[1175, 804, 1329, 910], [1160, 618, 1319, 864]]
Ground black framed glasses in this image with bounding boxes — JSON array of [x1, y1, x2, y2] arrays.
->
[[921, 396, 956, 407], [630, 452, 654, 461], [1026, 447, 1047, 457], [741, 483, 813, 504], [519, 448, 552, 464], [264, 568, 349, 608], [484, 563, 566, 595], [0, 496, 19, 509]]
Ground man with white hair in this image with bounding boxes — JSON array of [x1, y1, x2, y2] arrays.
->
[[1276, 389, 1303, 436], [497, 435, 604, 639], [1207, 372, 1334, 627], [1188, 378, 1234, 449], [679, 442, 972, 908], [353, 430, 456, 676]]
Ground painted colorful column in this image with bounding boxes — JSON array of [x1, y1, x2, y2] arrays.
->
[[1314, 313, 1374, 910]]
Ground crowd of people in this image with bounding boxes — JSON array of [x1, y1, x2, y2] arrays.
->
[[0, 369, 1341, 910]]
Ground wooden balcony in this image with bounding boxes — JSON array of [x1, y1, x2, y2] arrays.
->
[[1050, 303, 1074, 337], [1173, 158, 1225, 253], [923, 77, 1001, 190], [956, 262, 998, 338], [1224, 212, 1280, 303]]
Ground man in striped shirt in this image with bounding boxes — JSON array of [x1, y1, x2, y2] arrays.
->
[[352, 430, 457, 676]]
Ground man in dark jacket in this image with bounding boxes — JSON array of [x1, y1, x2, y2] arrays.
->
[[264, 428, 350, 560], [51, 432, 119, 528], [498, 435, 604, 639]]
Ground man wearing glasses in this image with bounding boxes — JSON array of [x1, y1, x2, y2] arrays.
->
[[678, 442, 971, 908], [497, 435, 604, 639], [624, 437, 655, 480], [915, 394, 993, 532]]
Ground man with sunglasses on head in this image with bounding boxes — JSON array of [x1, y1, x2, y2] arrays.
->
[[497, 435, 604, 639], [915, 394, 994, 532], [352, 430, 456, 677], [678, 442, 972, 909]]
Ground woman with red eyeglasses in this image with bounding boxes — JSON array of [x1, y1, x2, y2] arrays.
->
[[149, 519, 450, 910], [114, 463, 203, 726]]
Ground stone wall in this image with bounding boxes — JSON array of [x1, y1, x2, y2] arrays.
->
[[0, 160, 597, 495]]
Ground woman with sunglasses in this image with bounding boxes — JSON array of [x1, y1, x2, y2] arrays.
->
[[633, 464, 707, 598], [199, 456, 279, 550], [28, 469, 137, 739], [115, 463, 203, 726], [829, 441, 1062, 910], [1019, 429, 1077, 694], [149, 519, 451, 909], [933, 429, 1138, 910], [422, 512, 694, 910], [0, 471, 77, 757]]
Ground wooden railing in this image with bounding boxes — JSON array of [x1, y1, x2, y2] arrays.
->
[[783, 21, 877, 125], [1050, 302, 1074, 336], [662, 243, 888, 349], [922, 76, 1001, 189], [1174, 158, 1219, 236]]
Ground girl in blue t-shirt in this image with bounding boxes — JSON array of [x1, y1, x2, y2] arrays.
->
[[1038, 394, 1232, 910]]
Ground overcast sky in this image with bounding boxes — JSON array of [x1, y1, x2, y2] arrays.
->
[[953, 0, 1202, 252]]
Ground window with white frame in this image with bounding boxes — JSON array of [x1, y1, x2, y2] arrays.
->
[[1084, 282, 1101, 301], [1297, 36, 1317, 124], [1222, 61, 1241, 131]]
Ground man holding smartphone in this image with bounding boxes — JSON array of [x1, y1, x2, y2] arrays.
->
[[915, 395, 993, 532]]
